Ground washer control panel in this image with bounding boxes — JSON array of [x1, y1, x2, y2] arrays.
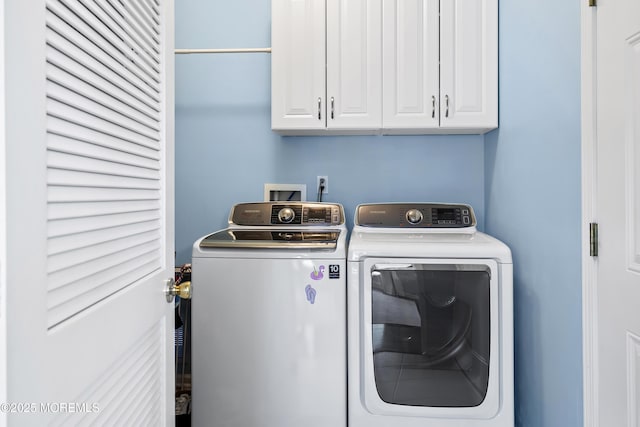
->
[[230, 202, 344, 226], [356, 203, 476, 228]]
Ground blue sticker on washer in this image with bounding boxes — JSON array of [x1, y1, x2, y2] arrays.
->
[[310, 265, 325, 281], [305, 284, 317, 304]]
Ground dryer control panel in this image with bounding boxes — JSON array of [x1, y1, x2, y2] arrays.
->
[[356, 203, 476, 228], [230, 202, 344, 226]]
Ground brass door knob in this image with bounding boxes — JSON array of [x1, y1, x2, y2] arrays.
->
[[165, 278, 192, 302]]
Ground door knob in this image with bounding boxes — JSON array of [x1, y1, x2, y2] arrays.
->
[[165, 278, 192, 302]]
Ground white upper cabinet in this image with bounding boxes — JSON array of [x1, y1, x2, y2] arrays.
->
[[382, 0, 440, 131], [272, 0, 381, 134], [326, 0, 382, 131], [439, 0, 498, 132], [272, 0, 497, 135], [271, 0, 326, 131]]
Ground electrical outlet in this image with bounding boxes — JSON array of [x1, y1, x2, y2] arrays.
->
[[317, 175, 328, 194]]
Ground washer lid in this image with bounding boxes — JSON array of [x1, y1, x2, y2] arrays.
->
[[199, 229, 341, 249]]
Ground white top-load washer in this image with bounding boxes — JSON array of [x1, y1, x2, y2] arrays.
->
[[348, 203, 513, 427], [191, 202, 347, 427]]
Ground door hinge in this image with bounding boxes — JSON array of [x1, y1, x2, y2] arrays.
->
[[590, 223, 599, 257], [589, 0, 597, 7]]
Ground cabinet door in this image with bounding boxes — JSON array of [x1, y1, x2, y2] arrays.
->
[[326, 0, 382, 130], [272, 0, 326, 131], [382, 0, 439, 131], [440, 0, 498, 131]]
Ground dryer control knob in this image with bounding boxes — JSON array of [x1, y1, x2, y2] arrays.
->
[[406, 209, 423, 225], [278, 207, 295, 223]]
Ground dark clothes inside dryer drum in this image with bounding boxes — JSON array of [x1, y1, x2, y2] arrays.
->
[[370, 265, 491, 408]]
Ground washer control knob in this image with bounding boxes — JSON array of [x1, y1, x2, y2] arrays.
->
[[278, 207, 295, 223], [406, 209, 423, 225]]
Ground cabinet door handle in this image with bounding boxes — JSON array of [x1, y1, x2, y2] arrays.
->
[[331, 97, 335, 119], [445, 95, 450, 118], [317, 97, 322, 120], [432, 96, 436, 119]]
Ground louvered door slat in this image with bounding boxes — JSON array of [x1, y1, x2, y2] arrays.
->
[[47, 254, 160, 311], [46, 0, 160, 96], [49, 324, 163, 427], [92, 0, 160, 67], [48, 230, 161, 274], [46, 32, 160, 121], [130, 0, 161, 34], [78, 0, 160, 72], [46, 12, 161, 108], [48, 220, 161, 256], [114, 363, 160, 423], [48, 186, 160, 203], [46, 61, 160, 133], [92, 336, 158, 414], [86, 340, 157, 423], [48, 151, 160, 180], [47, 117, 160, 161], [105, 0, 161, 51], [48, 170, 161, 193], [143, 0, 161, 19], [48, 199, 161, 221], [47, 99, 160, 149], [47, 250, 160, 314], [48, 210, 161, 238], [45, 0, 165, 329], [47, 81, 161, 141], [47, 133, 160, 171]]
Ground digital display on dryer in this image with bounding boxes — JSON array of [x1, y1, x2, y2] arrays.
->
[[306, 208, 327, 223], [434, 208, 457, 220]]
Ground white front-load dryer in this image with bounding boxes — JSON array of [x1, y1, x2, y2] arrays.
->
[[191, 202, 347, 427], [348, 203, 513, 427]]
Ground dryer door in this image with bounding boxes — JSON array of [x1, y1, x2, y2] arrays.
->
[[359, 258, 501, 419]]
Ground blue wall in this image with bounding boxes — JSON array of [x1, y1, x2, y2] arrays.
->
[[175, 0, 583, 426], [175, 0, 485, 263], [484, 0, 583, 425]]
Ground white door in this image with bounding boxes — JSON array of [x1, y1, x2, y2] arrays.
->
[[0, 2, 6, 425], [381, 0, 439, 131], [590, 0, 640, 424], [326, 0, 382, 130], [271, 0, 326, 131], [3, 0, 175, 425], [439, 0, 497, 132]]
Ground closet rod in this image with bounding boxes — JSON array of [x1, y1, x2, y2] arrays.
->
[[175, 48, 272, 54]]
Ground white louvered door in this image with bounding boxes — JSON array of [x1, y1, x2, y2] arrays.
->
[[3, 0, 174, 425]]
